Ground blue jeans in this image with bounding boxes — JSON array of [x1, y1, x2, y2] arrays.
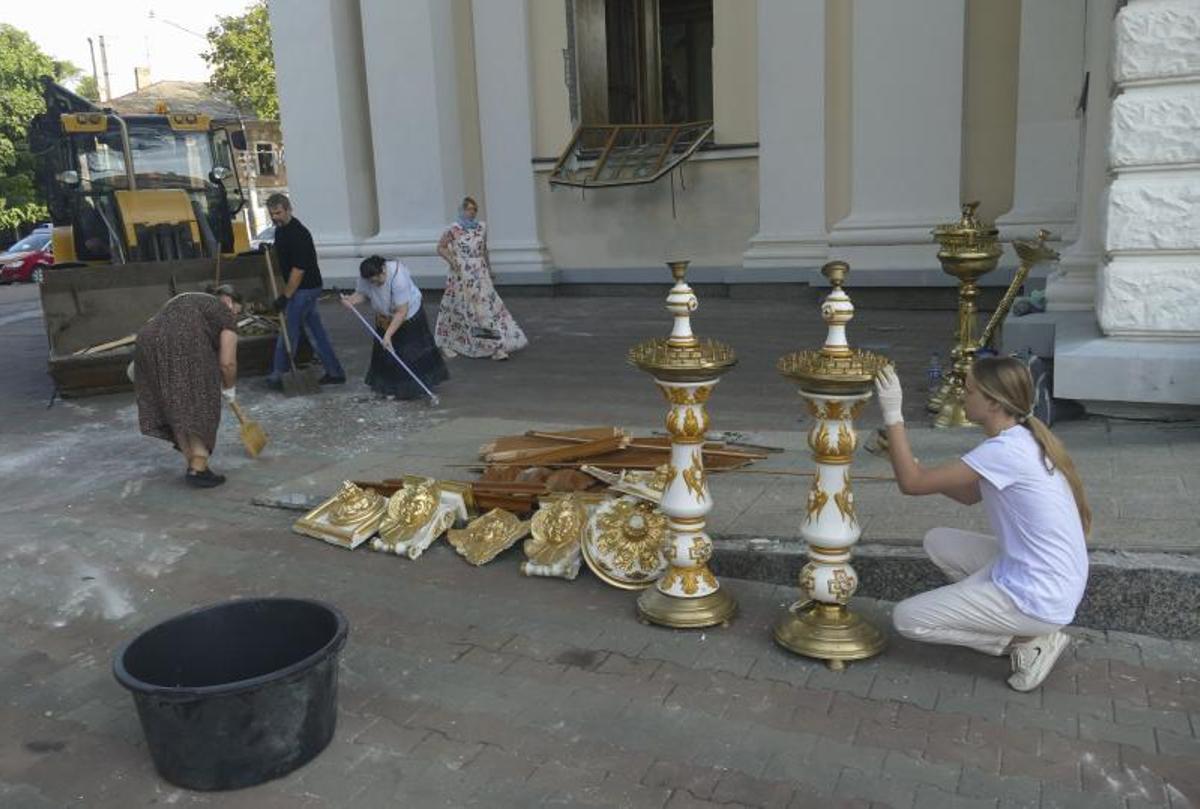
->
[[270, 287, 344, 380]]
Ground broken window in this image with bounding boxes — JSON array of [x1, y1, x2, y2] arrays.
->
[[548, 121, 713, 188]]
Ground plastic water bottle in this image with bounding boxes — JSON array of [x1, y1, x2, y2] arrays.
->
[[927, 352, 943, 387]]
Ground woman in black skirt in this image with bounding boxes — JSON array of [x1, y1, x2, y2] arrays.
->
[[339, 255, 448, 399]]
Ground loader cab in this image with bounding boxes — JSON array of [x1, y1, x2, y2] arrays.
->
[[48, 112, 246, 263]]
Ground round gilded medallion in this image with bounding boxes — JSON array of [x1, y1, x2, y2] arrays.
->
[[582, 497, 669, 590]]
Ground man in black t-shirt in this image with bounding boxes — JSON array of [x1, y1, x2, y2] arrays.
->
[[265, 193, 345, 387]]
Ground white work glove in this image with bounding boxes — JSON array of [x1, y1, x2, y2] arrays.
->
[[221, 386, 237, 404], [874, 365, 904, 426]]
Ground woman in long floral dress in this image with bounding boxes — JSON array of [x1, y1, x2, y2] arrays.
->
[[435, 196, 528, 360]]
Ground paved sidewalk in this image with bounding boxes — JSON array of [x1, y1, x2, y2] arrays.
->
[[2, 287, 1199, 807], [3, 529, 1199, 808]]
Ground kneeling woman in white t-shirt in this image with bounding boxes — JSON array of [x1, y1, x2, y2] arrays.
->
[[874, 356, 1091, 691]]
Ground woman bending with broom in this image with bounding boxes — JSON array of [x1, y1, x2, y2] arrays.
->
[[340, 256, 448, 400], [134, 284, 243, 488]]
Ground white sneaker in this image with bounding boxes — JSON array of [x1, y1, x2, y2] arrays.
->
[[442, 348, 458, 359], [1007, 631, 1070, 692]]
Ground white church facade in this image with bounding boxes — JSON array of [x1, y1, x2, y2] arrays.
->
[[267, 0, 1200, 405]]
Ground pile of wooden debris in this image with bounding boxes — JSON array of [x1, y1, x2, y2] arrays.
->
[[355, 425, 772, 515]]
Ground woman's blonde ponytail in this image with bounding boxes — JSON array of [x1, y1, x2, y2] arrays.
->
[[971, 357, 1092, 536]]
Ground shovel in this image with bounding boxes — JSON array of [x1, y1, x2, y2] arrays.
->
[[228, 400, 268, 457], [263, 248, 320, 395]]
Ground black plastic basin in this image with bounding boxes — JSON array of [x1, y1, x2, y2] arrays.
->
[[113, 597, 349, 791]]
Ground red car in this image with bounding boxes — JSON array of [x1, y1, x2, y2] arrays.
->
[[0, 229, 54, 284]]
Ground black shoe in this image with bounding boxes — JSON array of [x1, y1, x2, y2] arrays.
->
[[266, 378, 283, 392], [185, 469, 226, 488], [318, 374, 346, 385]]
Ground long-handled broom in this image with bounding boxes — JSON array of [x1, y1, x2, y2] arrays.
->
[[228, 400, 268, 457], [263, 248, 320, 395]]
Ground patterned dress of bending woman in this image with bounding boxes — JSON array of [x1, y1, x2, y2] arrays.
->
[[434, 221, 528, 358]]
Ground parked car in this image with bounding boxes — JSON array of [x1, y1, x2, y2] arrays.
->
[[0, 229, 54, 284]]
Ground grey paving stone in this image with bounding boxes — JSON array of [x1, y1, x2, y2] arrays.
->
[[1044, 692, 1116, 722], [711, 770, 796, 809], [1155, 728, 1200, 758], [833, 768, 917, 809], [1078, 716, 1158, 753], [665, 789, 752, 809], [868, 670, 941, 710], [913, 784, 999, 809], [807, 663, 879, 699], [641, 759, 725, 800], [957, 769, 1040, 807], [1114, 704, 1194, 736], [1038, 783, 1124, 809], [881, 751, 961, 791], [1004, 703, 1078, 739]]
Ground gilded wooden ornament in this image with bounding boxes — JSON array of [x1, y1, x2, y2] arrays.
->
[[526, 496, 587, 566], [659, 565, 718, 596], [809, 422, 829, 455], [580, 465, 667, 504], [292, 480, 387, 550], [824, 400, 847, 421], [446, 509, 530, 566], [378, 479, 441, 545], [799, 562, 816, 596], [658, 385, 713, 405], [682, 449, 706, 501], [670, 406, 707, 442], [329, 481, 383, 526], [836, 424, 855, 457], [805, 477, 828, 523], [828, 568, 857, 603], [833, 468, 856, 526], [583, 497, 669, 588], [687, 535, 712, 563]]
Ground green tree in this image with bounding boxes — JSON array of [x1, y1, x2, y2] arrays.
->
[[0, 24, 78, 236], [203, 1, 278, 120], [75, 74, 101, 103]]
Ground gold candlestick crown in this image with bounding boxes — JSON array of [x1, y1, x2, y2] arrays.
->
[[629, 261, 737, 382], [933, 201, 1002, 273], [777, 262, 888, 395]]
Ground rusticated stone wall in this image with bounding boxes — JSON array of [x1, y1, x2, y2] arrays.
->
[[1099, 0, 1200, 337]]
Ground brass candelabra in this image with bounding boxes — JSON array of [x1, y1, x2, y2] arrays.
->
[[928, 202, 1002, 428]]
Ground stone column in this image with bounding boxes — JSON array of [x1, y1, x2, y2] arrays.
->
[[741, 0, 827, 273], [471, 0, 553, 281], [995, 0, 1087, 242], [267, 0, 377, 275], [1097, 0, 1200, 338], [357, 0, 465, 273], [828, 0, 966, 273], [1046, 0, 1118, 312]]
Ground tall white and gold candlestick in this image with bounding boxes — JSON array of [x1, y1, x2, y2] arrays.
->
[[629, 261, 737, 628], [775, 261, 888, 669]]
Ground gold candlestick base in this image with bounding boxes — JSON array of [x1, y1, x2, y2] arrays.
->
[[934, 396, 974, 428], [773, 600, 886, 670], [636, 585, 737, 629]]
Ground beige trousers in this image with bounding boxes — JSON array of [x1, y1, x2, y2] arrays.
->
[[892, 528, 1062, 656]]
